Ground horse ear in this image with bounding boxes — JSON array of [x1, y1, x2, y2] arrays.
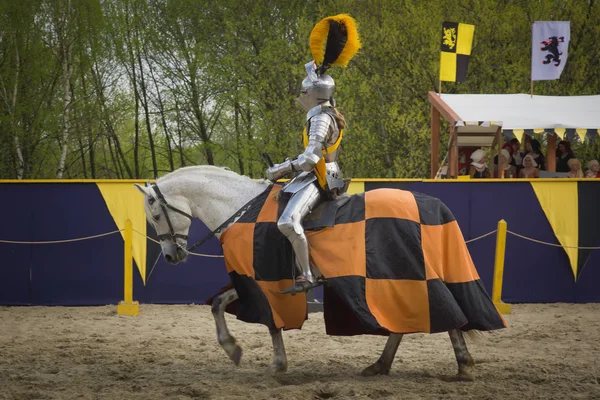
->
[[134, 183, 147, 196]]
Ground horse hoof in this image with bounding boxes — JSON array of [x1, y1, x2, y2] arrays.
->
[[456, 370, 474, 382], [224, 343, 242, 366], [360, 362, 389, 377], [268, 361, 288, 375]]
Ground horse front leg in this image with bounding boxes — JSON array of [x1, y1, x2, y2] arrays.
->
[[361, 333, 403, 376], [211, 288, 242, 365], [268, 328, 288, 374], [448, 329, 475, 381]]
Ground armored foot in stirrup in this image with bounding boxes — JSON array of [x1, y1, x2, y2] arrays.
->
[[278, 277, 325, 295]]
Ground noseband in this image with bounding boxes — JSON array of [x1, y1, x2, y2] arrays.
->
[[150, 183, 194, 243]]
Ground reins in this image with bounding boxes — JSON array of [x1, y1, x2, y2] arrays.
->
[[150, 183, 194, 242], [150, 182, 272, 252]]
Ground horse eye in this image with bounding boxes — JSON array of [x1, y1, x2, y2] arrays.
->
[[148, 197, 156, 205], [152, 214, 160, 221]]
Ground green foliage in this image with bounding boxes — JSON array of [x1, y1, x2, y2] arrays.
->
[[0, 0, 598, 179]]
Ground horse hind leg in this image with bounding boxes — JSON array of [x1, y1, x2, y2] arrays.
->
[[211, 288, 242, 365], [361, 333, 403, 376], [268, 328, 288, 374], [448, 329, 476, 381]]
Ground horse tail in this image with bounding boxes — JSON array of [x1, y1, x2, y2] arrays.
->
[[463, 329, 486, 344]]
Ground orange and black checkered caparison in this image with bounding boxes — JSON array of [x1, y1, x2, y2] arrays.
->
[[216, 184, 507, 335]]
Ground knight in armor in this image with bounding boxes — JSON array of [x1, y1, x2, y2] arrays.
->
[[265, 14, 361, 294]]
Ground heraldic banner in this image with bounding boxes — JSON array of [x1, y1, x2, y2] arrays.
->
[[531, 21, 570, 81], [439, 21, 475, 83]]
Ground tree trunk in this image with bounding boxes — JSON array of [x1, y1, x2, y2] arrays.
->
[[14, 136, 24, 180], [8, 38, 24, 179], [234, 99, 245, 175], [189, 73, 214, 165], [75, 100, 87, 178], [106, 133, 123, 178], [174, 96, 185, 168], [124, 10, 141, 179], [135, 39, 157, 178], [147, 52, 174, 171], [80, 68, 96, 178], [56, 40, 74, 179], [245, 101, 254, 177], [91, 62, 133, 178]]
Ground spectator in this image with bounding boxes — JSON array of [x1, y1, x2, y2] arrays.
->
[[469, 149, 490, 178], [496, 148, 516, 178], [567, 158, 583, 178], [585, 160, 600, 178], [519, 154, 540, 178], [494, 143, 513, 171], [510, 138, 524, 176], [524, 138, 545, 170], [556, 140, 575, 172]]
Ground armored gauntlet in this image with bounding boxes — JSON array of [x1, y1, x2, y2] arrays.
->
[[266, 159, 294, 181]]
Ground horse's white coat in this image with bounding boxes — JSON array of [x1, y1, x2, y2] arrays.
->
[[137, 166, 270, 240]]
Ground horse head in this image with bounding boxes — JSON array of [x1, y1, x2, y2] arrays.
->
[[134, 165, 271, 265], [134, 182, 194, 264]]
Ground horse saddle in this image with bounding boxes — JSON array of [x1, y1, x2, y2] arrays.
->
[[275, 178, 351, 231], [302, 192, 351, 231]]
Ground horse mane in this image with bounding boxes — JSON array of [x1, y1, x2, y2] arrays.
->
[[157, 165, 270, 187]]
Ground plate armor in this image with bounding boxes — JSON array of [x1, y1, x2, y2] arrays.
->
[[264, 14, 361, 293]]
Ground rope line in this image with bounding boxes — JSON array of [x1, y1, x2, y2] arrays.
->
[[0, 229, 124, 244], [132, 228, 224, 258], [507, 230, 600, 250], [2, 225, 599, 253], [465, 230, 497, 243]]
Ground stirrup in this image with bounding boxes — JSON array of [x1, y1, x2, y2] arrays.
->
[[278, 277, 324, 296]]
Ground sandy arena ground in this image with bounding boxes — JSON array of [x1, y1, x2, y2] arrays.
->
[[1, 303, 599, 400]]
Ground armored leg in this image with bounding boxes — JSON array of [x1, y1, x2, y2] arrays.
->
[[277, 183, 322, 294]]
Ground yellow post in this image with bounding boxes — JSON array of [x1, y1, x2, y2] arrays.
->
[[492, 219, 511, 314], [117, 219, 139, 316]]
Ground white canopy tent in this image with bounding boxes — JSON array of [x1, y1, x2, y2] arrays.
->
[[428, 92, 600, 178], [440, 93, 600, 132]]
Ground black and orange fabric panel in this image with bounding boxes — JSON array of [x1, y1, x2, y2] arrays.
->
[[218, 183, 507, 335]]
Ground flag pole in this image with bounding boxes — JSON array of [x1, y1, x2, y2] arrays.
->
[[439, 59, 442, 96], [530, 80, 533, 98]]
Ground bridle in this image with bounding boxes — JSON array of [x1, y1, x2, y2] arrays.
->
[[148, 182, 271, 253], [149, 183, 193, 244]]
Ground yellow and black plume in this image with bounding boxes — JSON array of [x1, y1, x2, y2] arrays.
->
[[309, 14, 361, 75]]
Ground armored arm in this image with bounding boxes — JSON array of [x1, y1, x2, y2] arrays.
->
[[266, 114, 332, 181]]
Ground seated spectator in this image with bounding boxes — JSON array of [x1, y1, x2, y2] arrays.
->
[[556, 140, 575, 172], [525, 138, 545, 170], [567, 158, 583, 178], [469, 149, 490, 178], [494, 143, 514, 176], [519, 154, 540, 178], [495, 148, 516, 178], [510, 138, 524, 176], [585, 160, 600, 178]]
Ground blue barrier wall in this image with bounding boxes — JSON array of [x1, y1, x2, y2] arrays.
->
[[0, 179, 598, 306]]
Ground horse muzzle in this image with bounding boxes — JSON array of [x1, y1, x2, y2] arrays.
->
[[162, 241, 189, 264]]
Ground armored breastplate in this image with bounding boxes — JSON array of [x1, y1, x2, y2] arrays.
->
[[302, 106, 344, 193]]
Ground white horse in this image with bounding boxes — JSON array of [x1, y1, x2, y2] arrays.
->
[[134, 165, 478, 380]]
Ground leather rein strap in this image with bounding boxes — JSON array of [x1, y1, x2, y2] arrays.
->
[[150, 183, 272, 253]]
